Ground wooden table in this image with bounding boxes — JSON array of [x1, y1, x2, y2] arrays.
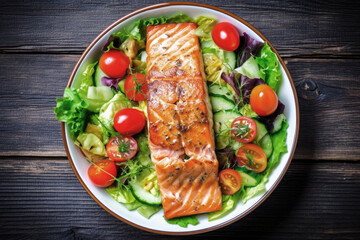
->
[[1, 0, 359, 239]]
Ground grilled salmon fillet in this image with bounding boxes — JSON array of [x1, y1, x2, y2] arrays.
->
[[146, 23, 222, 219]]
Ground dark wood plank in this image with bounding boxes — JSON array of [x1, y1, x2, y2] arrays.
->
[[0, 0, 359, 58], [0, 158, 358, 239], [0, 54, 359, 159]]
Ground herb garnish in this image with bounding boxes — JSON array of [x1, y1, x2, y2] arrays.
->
[[127, 67, 147, 99], [231, 123, 250, 138], [118, 139, 130, 153]]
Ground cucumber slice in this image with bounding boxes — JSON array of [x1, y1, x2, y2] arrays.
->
[[208, 84, 235, 102], [224, 51, 236, 70], [94, 64, 108, 87], [271, 114, 286, 134], [235, 166, 263, 187], [210, 94, 235, 112], [87, 86, 114, 101], [259, 133, 273, 158], [118, 79, 126, 95], [213, 110, 241, 150], [129, 169, 162, 206], [239, 172, 258, 187], [253, 119, 268, 143], [213, 110, 241, 133]]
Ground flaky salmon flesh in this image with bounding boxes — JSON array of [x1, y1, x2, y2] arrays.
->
[[146, 23, 222, 219]]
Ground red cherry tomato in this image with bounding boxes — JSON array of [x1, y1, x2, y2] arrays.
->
[[219, 169, 242, 195], [236, 144, 267, 173], [124, 73, 147, 101], [231, 117, 257, 143], [106, 136, 138, 162], [250, 85, 278, 116], [114, 108, 146, 136], [88, 159, 117, 187], [211, 22, 240, 51], [99, 50, 130, 78]]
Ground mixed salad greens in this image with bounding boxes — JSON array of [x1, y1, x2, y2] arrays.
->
[[54, 13, 288, 227]]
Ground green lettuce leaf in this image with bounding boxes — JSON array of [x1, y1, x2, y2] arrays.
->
[[268, 120, 289, 170], [241, 120, 288, 202], [208, 190, 242, 221], [113, 13, 193, 42], [74, 133, 106, 156], [137, 205, 161, 219], [234, 56, 261, 79], [76, 61, 97, 97], [134, 134, 152, 167], [255, 43, 282, 92], [106, 185, 136, 204], [165, 215, 199, 228], [54, 87, 88, 138], [194, 16, 217, 41]]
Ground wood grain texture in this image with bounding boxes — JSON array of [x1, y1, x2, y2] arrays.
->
[[0, 0, 359, 58], [0, 158, 359, 239], [0, 55, 359, 159]]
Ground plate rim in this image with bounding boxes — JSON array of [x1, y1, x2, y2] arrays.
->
[[61, 1, 300, 235]]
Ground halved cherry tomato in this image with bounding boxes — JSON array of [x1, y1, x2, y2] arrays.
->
[[211, 22, 240, 51], [106, 136, 138, 162], [99, 49, 130, 78], [250, 85, 278, 116], [231, 116, 257, 143], [114, 108, 146, 136], [88, 159, 117, 187], [219, 169, 242, 195], [124, 73, 147, 101], [236, 144, 267, 173]]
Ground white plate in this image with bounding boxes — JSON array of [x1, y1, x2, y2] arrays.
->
[[62, 2, 299, 235]]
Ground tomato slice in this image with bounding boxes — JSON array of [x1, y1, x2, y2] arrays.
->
[[211, 22, 240, 51], [88, 159, 117, 187], [114, 108, 146, 136], [231, 117, 257, 143], [106, 136, 138, 162], [99, 50, 130, 79], [124, 72, 147, 101], [250, 85, 278, 116], [219, 169, 242, 195], [236, 144, 267, 173]]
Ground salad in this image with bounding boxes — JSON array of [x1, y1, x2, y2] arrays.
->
[[54, 13, 288, 227]]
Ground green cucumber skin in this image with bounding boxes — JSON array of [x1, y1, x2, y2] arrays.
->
[[210, 94, 236, 112], [94, 64, 108, 87], [129, 183, 162, 207]]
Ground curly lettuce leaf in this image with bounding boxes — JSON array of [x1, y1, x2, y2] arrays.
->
[[255, 42, 282, 92], [113, 13, 193, 42], [54, 87, 88, 138], [165, 216, 199, 228], [242, 120, 288, 202]]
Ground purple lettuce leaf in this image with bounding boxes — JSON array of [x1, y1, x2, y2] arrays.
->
[[221, 72, 240, 96], [258, 100, 285, 131], [236, 32, 263, 67], [221, 72, 264, 104], [101, 77, 122, 90], [240, 76, 265, 104], [102, 36, 122, 52], [216, 147, 237, 170]]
